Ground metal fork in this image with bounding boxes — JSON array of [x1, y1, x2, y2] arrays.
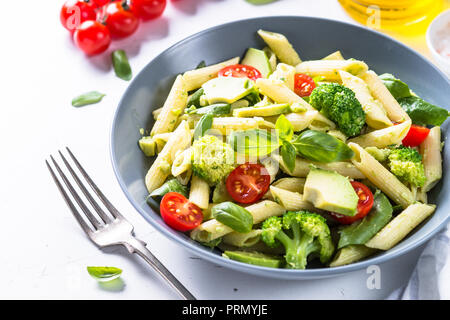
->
[[45, 147, 196, 300]]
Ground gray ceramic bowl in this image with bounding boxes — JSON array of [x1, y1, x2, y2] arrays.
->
[[110, 16, 450, 279]]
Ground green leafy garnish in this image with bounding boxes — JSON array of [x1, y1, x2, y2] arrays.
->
[[193, 114, 214, 140], [196, 60, 206, 69], [71, 91, 105, 107], [276, 114, 296, 172], [398, 96, 449, 126], [212, 202, 253, 233], [87, 266, 122, 282], [291, 130, 354, 163], [379, 73, 411, 100], [112, 50, 132, 81], [148, 179, 188, 199]]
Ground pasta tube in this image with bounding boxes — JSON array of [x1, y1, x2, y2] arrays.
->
[[269, 186, 315, 211], [223, 229, 263, 247], [420, 126, 442, 192], [348, 142, 414, 208], [151, 75, 188, 136], [339, 70, 392, 129], [145, 120, 192, 193], [365, 203, 436, 250], [189, 175, 210, 209], [182, 57, 240, 92], [295, 59, 368, 81], [347, 120, 411, 148], [257, 30, 302, 66], [360, 70, 410, 123], [329, 245, 377, 267]]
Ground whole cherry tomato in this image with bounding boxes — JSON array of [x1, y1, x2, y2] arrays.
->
[[402, 124, 430, 147], [226, 163, 271, 204], [74, 20, 111, 55], [130, 0, 167, 20], [329, 181, 374, 225], [160, 192, 203, 232], [102, 1, 140, 39], [294, 73, 316, 97], [60, 0, 97, 32], [218, 64, 262, 82]]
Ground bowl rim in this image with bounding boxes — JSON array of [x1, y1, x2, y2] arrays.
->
[[110, 15, 450, 278], [426, 9, 450, 70]]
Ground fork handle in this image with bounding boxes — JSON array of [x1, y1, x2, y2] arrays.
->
[[123, 236, 196, 300]]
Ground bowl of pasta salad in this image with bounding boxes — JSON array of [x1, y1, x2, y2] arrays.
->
[[110, 16, 450, 279]]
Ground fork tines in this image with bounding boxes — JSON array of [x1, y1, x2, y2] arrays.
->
[[46, 147, 122, 234]]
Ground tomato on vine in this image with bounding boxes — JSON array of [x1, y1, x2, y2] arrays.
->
[[130, 0, 167, 20], [101, 1, 140, 39], [74, 20, 111, 55]]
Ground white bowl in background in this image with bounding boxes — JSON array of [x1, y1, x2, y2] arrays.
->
[[426, 9, 450, 77]]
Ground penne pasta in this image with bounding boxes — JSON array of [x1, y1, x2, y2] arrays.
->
[[347, 120, 411, 148], [322, 50, 345, 61], [151, 75, 188, 136], [348, 142, 414, 208], [222, 229, 263, 247], [295, 59, 368, 81], [269, 63, 296, 91], [339, 70, 392, 129], [269, 186, 316, 211], [420, 126, 442, 192], [360, 70, 410, 123], [257, 29, 302, 66], [284, 111, 319, 132], [329, 245, 377, 267], [145, 120, 192, 193], [365, 203, 436, 250], [182, 57, 240, 92], [189, 175, 210, 209]]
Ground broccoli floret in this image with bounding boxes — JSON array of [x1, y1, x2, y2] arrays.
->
[[191, 135, 236, 185], [261, 211, 334, 269], [309, 83, 366, 137], [386, 146, 426, 187]]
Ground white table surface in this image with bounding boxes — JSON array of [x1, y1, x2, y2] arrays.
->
[[0, 0, 442, 300]]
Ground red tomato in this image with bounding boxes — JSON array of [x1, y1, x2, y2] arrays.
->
[[329, 181, 374, 225], [402, 124, 430, 147], [92, 0, 111, 7], [226, 163, 271, 204], [160, 192, 203, 232], [218, 64, 262, 81], [74, 20, 111, 55], [102, 1, 140, 39], [60, 0, 97, 32], [130, 0, 167, 20], [294, 73, 316, 97]]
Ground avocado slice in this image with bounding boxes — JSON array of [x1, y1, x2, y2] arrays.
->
[[202, 77, 255, 104], [242, 48, 273, 78], [303, 167, 358, 216], [232, 103, 290, 117], [138, 136, 156, 157], [222, 251, 283, 268]]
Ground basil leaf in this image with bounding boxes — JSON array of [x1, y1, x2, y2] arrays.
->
[[398, 96, 449, 126], [212, 202, 253, 233], [227, 129, 280, 157], [71, 91, 105, 107], [193, 114, 213, 140], [187, 88, 204, 108], [292, 130, 354, 163], [87, 266, 122, 282], [379, 73, 411, 100], [280, 141, 296, 173], [275, 114, 294, 142], [338, 191, 393, 249], [245, 0, 278, 4], [148, 179, 188, 199], [112, 50, 132, 81], [196, 60, 206, 69], [187, 103, 231, 115]]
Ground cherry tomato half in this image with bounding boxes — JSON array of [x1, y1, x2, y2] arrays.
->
[[294, 73, 316, 97], [74, 20, 111, 55], [226, 163, 271, 204], [60, 0, 97, 32], [92, 0, 111, 7], [160, 192, 203, 232], [218, 64, 262, 82], [102, 1, 140, 39], [329, 181, 374, 225], [402, 124, 430, 147], [130, 0, 167, 20]]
